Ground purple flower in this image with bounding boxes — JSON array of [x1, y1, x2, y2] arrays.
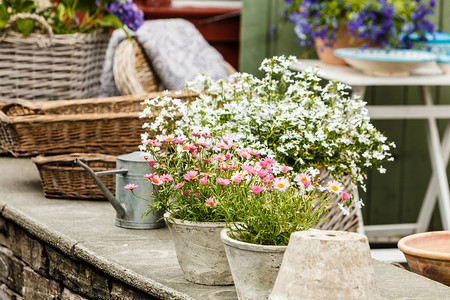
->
[[106, 0, 144, 31]]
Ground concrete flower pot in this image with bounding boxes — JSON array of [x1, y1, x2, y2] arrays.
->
[[220, 229, 287, 299], [269, 230, 380, 300], [168, 218, 233, 285]]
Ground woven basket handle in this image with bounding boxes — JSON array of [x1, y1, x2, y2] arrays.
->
[[1, 13, 54, 45]]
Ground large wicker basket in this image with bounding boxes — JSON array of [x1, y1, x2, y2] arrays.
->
[[0, 13, 110, 102], [0, 91, 191, 156], [32, 153, 116, 200]]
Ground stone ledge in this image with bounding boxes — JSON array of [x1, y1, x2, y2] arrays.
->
[[0, 157, 449, 299]]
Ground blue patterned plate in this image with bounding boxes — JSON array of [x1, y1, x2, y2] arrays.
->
[[333, 48, 437, 76]]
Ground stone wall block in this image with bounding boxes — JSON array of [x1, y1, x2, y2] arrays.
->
[[0, 246, 24, 294], [11, 221, 48, 275], [46, 245, 111, 299], [0, 217, 48, 275], [61, 288, 88, 300], [22, 266, 61, 299], [111, 281, 156, 300], [0, 215, 12, 249], [0, 283, 23, 300]]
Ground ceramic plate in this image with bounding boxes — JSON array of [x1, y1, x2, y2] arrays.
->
[[334, 48, 437, 62], [333, 48, 437, 77]]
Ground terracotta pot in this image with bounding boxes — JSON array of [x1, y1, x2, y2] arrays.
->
[[398, 231, 450, 286], [220, 229, 286, 299], [314, 31, 367, 66], [168, 218, 233, 285]]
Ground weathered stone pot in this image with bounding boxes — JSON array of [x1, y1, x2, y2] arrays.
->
[[220, 229, 286, 299], [168, 218, 233, 285], [269, 230, 380, 300]]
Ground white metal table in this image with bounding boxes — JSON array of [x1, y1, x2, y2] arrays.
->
[[292, 60, 450, 238]]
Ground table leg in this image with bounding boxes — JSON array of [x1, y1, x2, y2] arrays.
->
[[420, 86, 450, 230], [417, 121, 450, 232]]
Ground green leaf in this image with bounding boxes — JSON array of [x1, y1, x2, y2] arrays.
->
[[16, 18, 34, 36], [97, 14, 123, 29]]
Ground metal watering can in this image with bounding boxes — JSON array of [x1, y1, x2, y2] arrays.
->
[[75, 151, 165, 229]]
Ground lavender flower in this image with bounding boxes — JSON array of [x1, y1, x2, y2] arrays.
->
[[106, 0, 144, 31]]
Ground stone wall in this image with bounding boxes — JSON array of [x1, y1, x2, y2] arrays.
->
[[0, 215, 157, 300]]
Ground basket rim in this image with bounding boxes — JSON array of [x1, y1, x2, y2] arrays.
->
[[32, 153, 117, 165]]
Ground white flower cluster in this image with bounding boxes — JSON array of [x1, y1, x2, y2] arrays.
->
[[140, 55, 395, 196]]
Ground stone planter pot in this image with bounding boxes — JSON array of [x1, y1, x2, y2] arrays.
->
[[269, 230, 380, 299], [168, 218, 233, 285], [220, 229, 286, 299]]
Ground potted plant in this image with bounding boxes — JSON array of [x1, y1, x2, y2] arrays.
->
[[0, 0, 144, 101], [283, 0, 436, 64]]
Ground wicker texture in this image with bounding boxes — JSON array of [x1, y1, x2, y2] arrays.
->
[[113, 39, 161, 95], [317, 168, 359, 232], [0, 13, 110, 102], [32, 153, 116, 200], [0, 91, 192, 156]]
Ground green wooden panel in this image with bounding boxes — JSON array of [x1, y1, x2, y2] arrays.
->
[[240, 0, 448, 230]]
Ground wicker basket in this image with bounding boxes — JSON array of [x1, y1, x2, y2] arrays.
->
[[113, 38, 238, 96], [317, 169, 360, 232], [0, 91, 192, 157], [0, 13, 110, 102], [32, 153, 116, 200], [113, 39, 161, 95]]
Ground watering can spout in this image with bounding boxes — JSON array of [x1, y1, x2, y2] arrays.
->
[[74, 158, 128, 218]]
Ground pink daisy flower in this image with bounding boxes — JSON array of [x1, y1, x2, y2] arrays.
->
[[215, 142, 230, 150], [251, 186, 264, 194], [151, 176, 163, 186], [160, 174, 173, 182], [174, 182, 185, 190], [183, 171, 198, 181], [190, 132, 200, 136], [295, 173, 311, 185], [246, 148, 259, 155], [216, 178, 231, 186], [124, 183, 138, 190], [162, 134, 175, 142], [205, 197, 218, 207], [212, 154, 226, 162], [237, 150, 250, 159], [148, 161, 155, 167], [144, 173, 154, 179], [328, 180, 344, 194], [281, 166, 290, 173], [200, 177, 208, 185], [342, 192, 350, 201], [263, 157, 275, 166], [273, 178, 290, 191], [183, 190, 190, 196]]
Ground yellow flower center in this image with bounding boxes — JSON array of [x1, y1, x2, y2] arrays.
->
[[332, 186, 338, 191]]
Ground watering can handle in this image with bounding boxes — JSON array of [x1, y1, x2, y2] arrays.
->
[[96, 169, 128, 176]]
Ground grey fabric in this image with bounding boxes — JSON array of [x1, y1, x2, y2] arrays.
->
[[100, 19, 229, 96]]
